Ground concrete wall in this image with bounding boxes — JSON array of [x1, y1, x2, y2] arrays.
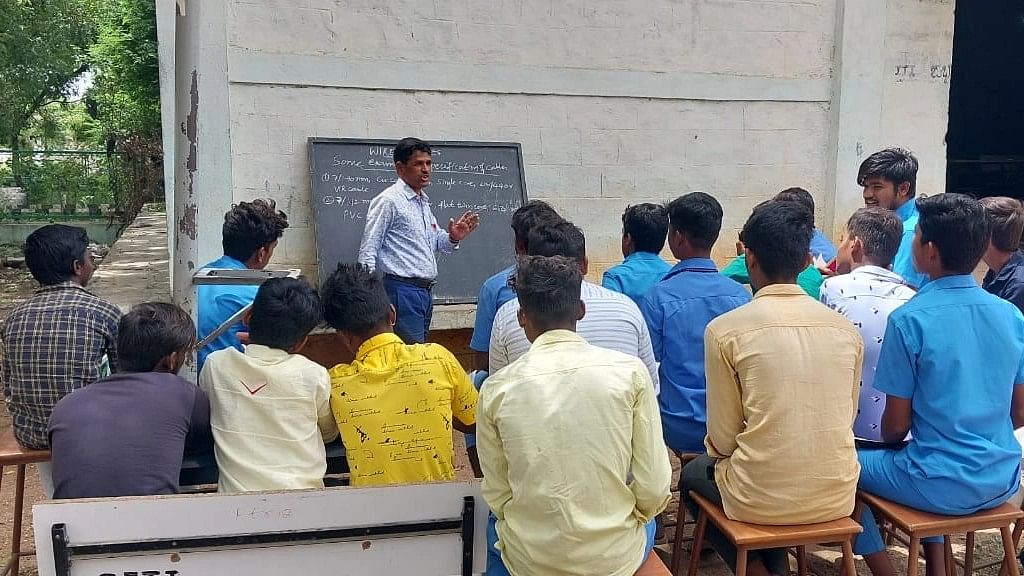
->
[[161, 0, 956, 292]]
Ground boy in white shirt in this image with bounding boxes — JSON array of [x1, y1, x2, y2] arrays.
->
[[201, 277, 337, 493]]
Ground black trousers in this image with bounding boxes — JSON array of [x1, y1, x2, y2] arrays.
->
[[680, 454, 789, 575]]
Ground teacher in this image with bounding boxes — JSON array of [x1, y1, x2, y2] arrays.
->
[[357, 137, 480, 344]]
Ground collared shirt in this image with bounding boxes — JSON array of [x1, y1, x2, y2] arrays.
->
[[477, 330, 671, 576], [602, 251, 672, 304], [893, 199, 929, 289], [469, 265, 517, 353], [639, 258, 751, 453], [984, 250, 1024, 314], [820, 266, 916, 441], [489, 281, 661, 393], [720, 254, 824, 299], [328, 333, 478, 487], [197, 255, 257, 372], [200, 344, 337, 493], [1, 282, 120, 449], [49, 372, 211, 499], [705, 284, 862, 524], [357, 179, 457, 280], [810, 228, 838, 262], [875, 275, 1024, 511]]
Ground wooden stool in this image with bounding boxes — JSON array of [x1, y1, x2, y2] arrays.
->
[[686, 491, 862, 576], [858, 491, 1024, 576], [668, 452, 701, 575], [0, 431, 50, 576], [636, 552, 672, 576]]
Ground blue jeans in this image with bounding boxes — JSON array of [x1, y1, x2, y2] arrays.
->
[[485, 513, 657, 576], [383, 277, 432, 344], [854, 447, 1007, 555]]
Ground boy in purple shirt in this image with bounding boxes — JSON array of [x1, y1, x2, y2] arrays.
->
[[49, 302, 212, 498]]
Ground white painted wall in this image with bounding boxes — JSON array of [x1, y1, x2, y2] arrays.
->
[[161, 0, 955, 287]]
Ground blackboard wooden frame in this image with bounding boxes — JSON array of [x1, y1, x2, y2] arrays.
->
[[307, 137, 530, 305]]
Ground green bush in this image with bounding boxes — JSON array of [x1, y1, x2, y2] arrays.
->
[[12, 158, 114, 211]]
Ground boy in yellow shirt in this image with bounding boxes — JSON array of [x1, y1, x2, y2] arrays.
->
[[323, 263, 477, 486]]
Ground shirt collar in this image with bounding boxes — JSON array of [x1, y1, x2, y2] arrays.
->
[[918, 274, 977, 294], [665, 257, 717, 279], [397, 179, 427, 201], [993, 251, 1024, 282], [355, 332, 405, 360], [210, 255, 248, 270], [530, 329, 586, 348], [625, 251, 664, 262], [895, 198, 918, 223], [36, 280, 88, 295], [244, 343, 292, 361], [851, 265, 907, 284], [752, 284, 807, 300]]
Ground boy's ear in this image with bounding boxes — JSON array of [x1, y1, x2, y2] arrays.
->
[[292, 336, 310, 354], [156, 351, 182, 374], [388, 305, 397, 327], [242, 308, 253, 328]]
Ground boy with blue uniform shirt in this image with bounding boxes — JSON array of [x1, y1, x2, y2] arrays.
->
[[855, 193, 1024, 576], [859, 148, 929, 289], [466, 200, 561, 476], [196, 199, 289, 372], [603, 203, 671, 304], [640, 193, 750, 454]]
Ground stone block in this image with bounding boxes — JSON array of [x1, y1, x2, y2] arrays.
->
[[539, 128, 582, 166], [600, 166, 636, 198]]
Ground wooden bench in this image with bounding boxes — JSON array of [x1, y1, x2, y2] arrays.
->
[[0, 431, 50, 576], [858, 491, 1024, 576], [636, 552, 672, 576], [686, 491, 862, 576]]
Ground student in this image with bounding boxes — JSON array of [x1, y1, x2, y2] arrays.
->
[[48, 303, 211, 499], [197, 199, 289, 371], [489, 221, 660, 392], [859, 147, 929, 288], [466, 200, 561, 476], [358, 137, 481, 344], [323, 263, 478, 487], [820, 207, 915, 442], [720, 188, 829, 298], [603, 203, 671, 304], [477, 255, 672, 576], [1, 224, 120, 495], [854, 194, 1024, 576], [200, 277, 336, 493], [640, 193, 750, 454], [981, 196, 1024, 313], [682, 201, 862, 576]]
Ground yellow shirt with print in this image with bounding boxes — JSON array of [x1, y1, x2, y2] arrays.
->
[[328, 333, 478, 487]]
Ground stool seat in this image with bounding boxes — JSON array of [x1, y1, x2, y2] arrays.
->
[[859, 491, 1024, 538], [635, 553, 672, 576], [0, 432, 50, 465], [692, 491, 862, 547]]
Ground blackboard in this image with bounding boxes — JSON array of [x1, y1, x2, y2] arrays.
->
[[308, 138, 528, 304]]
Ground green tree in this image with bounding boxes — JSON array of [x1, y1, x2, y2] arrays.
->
[[0, 0, 100, 150]]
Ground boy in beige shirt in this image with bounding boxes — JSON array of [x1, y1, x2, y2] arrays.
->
[[681, 200, 863, 576]]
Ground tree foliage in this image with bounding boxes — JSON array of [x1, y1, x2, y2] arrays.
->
[[0, 0, 100, 149]]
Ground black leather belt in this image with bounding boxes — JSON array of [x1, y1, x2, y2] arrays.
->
[[384, 274, 436, 290]]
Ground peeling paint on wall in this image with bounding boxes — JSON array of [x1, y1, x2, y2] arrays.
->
[[177, 69, 200, 241]]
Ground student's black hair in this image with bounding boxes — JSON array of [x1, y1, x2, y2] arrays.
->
[[23, 224, 90, 286], [248, 277, 322, 351], [740, 200, 814, 280], [321, 263, 392, 337], [525, 220, 586, 261], [117, 302, 195, 373], [622, 203, 669, 254], [222, 198, 289, 263], [858, 147, 919, 197], [774, 187, 816, 217], [393, 137, 432, 164], [917, 193, 991, 275], [981, 197, 1024, 253], [515, 255, 582, 331], [666, 192, 723, 251], [846, 207, 903, 268], [511, 200, 561, 249]]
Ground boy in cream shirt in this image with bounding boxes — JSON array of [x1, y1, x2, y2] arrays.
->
[[201, 277, 337, 493]]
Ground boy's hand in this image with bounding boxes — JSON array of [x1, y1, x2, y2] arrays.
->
[[236, 331, 251, 345]]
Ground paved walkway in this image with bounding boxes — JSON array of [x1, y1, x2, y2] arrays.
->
[[89, 208, 171, 312]]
